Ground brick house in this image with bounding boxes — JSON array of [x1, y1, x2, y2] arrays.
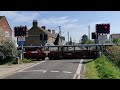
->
[[0, 16, 12, 45], [25, 20, 57, 46]]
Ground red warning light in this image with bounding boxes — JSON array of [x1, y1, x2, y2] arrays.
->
[[105, 26, 108, 29]]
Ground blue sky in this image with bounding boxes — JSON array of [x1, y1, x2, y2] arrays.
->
[[0, 11, 120, 43]]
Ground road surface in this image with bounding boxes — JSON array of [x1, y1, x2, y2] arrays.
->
[[3, 59, 84, 79]]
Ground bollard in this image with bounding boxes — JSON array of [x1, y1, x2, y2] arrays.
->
[[16, 57, 20, 64]]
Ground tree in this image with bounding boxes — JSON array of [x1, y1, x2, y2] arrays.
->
[[81, 34, 88, 44], [54, 34, 59, 45], [0, 40, 18, 63], [113, 38, 120, 44]]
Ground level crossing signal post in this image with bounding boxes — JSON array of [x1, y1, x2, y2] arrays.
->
[[14, 25, 28, 60], [95, 23, 110, 55]]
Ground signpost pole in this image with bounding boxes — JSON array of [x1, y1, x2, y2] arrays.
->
[[101, 33, 103, 55], [22, 44, 24, 60]]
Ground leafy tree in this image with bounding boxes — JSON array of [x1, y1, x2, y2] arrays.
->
[[113, 38, 120, 44], [54, 34, 59, 45], [81, 34, 88, 44], [0, 40, 18, 63]]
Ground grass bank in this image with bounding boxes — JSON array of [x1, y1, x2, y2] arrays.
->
[[85, 56, 120, 79]]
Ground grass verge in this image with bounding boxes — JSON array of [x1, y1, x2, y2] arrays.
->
[[85, 55, 120, 79], [85, 60, 100, 79]]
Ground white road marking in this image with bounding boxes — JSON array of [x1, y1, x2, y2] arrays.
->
[[50, 71, 59, 72], [63, 71, 72, 74], [17, 61, 46, 72], [73, 59, 83, 79], [18, 69, 47, 73], [73, 74, 77, 79], [77, 74, 80, 79]]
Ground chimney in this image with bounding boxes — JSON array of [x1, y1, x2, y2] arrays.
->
[[33, 20, 38, 27], [41, 26, 46, 30], [52, 30, 55, 34], [48, 29, 51, 33]]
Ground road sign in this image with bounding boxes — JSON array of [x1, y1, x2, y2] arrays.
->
[[18, 41, 25, 46], [98, 35, 107, 40], [18, 36, 25, 41], [98, 35, 107, 44]]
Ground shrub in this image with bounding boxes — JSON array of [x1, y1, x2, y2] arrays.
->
[[105, 46, 120, 67], [0, 40, 18, 64], [22, 58, 32, 63]]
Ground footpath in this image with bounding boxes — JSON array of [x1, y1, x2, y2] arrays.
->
[[0, 61, 40, 79]]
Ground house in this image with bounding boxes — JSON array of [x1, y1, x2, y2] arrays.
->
[[25, 20, 57, 46], [0, 16, 12, 45], [109, 34, 120, 42]]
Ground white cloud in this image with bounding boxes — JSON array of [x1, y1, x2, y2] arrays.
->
[[38, 16, 90, 42]]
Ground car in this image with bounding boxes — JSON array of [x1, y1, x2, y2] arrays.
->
[[45, 43, 54, 46]]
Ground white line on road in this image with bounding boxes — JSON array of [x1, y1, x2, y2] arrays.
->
[[63, 71, 72, 74], [73, 74, 77, 79], [73, 59, 83, 79], [18, 69, 47, 73], [50, 71, 59, 72], [17, 61, 46, 72]]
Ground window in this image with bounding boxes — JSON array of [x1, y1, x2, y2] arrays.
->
[[5, 31, 9, 37]]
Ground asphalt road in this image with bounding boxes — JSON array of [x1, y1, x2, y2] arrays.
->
[[3, 59, 84, 79]]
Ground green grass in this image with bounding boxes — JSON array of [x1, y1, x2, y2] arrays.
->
[[85, 55, 120, 79], [85, 60, 100, 79], [21, 58, 33, 63], [95, 56, 120, 79]]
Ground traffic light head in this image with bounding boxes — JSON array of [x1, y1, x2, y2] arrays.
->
[[92, 32, 97, 39], [14, 27, 20, 37], [96, 24, 110, 34], [14, 26, 27, 37]]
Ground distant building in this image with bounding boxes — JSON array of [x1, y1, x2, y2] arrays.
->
[[109, 34, 120, 42], [0, 16, 12, 45], [25, 20, 57, 46]]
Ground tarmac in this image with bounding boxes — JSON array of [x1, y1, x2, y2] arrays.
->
[[0, 61, 40, 79]]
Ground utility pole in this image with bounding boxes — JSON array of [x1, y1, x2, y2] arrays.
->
[[88, 26, 90, 40], [58, 26, 61, 36], [68, 32, 69, 45], [58, 26, 62, 45]]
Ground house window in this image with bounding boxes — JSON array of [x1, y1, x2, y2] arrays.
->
[[5, 31, 9, 37]]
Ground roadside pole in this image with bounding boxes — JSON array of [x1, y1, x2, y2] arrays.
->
[[22, 44, 24, 60], [101, 33, 104, 55]]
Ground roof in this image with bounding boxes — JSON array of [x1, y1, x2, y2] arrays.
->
[[110, 34, 120, 38], [38, 26, 57, 38], [0, 16, 12, 31]]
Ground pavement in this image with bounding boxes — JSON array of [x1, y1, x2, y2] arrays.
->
[[0, 61, 41, 79]]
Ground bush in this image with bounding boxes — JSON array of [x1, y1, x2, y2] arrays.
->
[[105, 46, 120, 67], [0, 40, 18, 64], [95, 56, 120, 79], [22, 58, 32, 63]]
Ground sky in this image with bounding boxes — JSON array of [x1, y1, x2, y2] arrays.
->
[[0, 11, 120, 43]]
